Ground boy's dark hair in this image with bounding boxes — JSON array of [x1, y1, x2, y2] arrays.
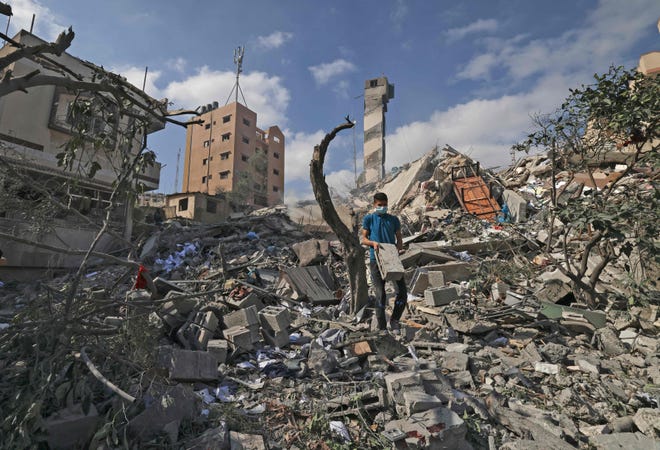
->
[[373, 192, 388, 203]]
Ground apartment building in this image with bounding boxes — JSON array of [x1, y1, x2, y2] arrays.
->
[[182, 101, 284, 208]]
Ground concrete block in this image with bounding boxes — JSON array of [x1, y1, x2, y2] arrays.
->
[[410, 407, 467, 447], [223, 305, 259, 329], [425, 261, 472, 282], [45, 404, 99, 450], [403, 391, 444, 415], [376, 243, 405, 281], [427, 270, 445, 288], [384, 371, 422, 403], [261, 327, 290, 348], [223, 325, 260, 351], [165, 348, 218, 381], [410, 269, 429, 295], [226, 292, 265, 312], [258, 305, 291, 332], [425, 286, 459, 306], [207, 339, 229, 363], [193, 311, 219, 350]]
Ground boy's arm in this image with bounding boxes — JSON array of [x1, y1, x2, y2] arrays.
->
[[361, 228, 379, 250]]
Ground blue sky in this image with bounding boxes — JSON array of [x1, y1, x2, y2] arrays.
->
[[6, 0, 659, 202]]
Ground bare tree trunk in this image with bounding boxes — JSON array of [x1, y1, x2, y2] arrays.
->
[[310, 118, 368, 314]]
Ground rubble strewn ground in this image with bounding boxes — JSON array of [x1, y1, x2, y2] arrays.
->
[[1, 146, 659, 449]]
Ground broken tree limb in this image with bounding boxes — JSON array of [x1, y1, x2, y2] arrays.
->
[[79, 347, 135, 403], [310, 118, 368, 314]]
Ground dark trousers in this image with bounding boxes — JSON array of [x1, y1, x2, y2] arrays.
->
[[370, 260, 407, 330]]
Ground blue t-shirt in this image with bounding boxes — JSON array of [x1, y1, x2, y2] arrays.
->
[[362, 213, 401, 261]]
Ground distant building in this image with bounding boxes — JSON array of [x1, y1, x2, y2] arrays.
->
[[362, 76, 394, 186], [165, 192, 230, 223], [182, 101, 284, 208], [637, 19, 660, 76]]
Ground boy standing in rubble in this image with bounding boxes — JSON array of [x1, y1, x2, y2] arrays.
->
[[361, 192, 407, 331]]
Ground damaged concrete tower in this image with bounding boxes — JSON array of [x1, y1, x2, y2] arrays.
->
[[362, 77, 394, 185]]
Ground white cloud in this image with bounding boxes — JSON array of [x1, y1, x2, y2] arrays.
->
[[446, 18, 498, 42], [333, 80, 351, 99], [385, 74, 574, 169], [7, 0, 66, 41], [162, 66, 290, 127], [282, 129, 325, 183], [166, 57, 187, 73], [308, 59, 356, 85], [256, 31, 293, 49], [457, 0, 657, 81], [391, 0, 409, 30], [112, 65, 163, 98]]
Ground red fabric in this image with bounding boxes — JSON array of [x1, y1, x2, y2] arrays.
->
[[133, 265, 148, 290]]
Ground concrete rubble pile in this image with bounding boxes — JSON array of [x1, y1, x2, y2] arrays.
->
[[0, 147, 658, 449]]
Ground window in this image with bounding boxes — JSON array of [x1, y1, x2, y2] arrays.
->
[[242, 136, 250, 144], [241, 154, 249, 162], [202, 158, 208, 165], [223, 115, 231, 123], [273, 169, 280, 176], [273, 152, 280, 159], [222, 133, 231, 141], [202, 176, 207, 184], [369, 79, 378, 88], [273, 136, 281, 143], [272, 186, 279, 192], [220, 170, 230, 179], [205, 123, 211, 130], [206, 200, 217, 214], [243, 118, 251, 126], [203, 140, 210, 147], [220, 152, 230, 160], [178, 198, 188, 211]]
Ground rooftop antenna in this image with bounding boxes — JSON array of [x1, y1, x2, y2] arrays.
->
[[225, 46, 248, 106]]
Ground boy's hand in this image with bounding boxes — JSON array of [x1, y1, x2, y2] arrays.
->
[[372, 242, 380, 252]]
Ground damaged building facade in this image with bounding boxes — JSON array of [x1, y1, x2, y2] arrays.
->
[[0, 30, 165, 275]]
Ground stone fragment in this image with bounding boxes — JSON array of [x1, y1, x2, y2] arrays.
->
[[634, 335, 658, 356], [491, 282, 509, 302], [442, 351, 469, 372], [534, 362, 559, 375], [291, 239, 328, 266], [186, 422, 229, 449], [228, 431, 266, 449], [619, 328, 638, 347], [632, 408, 660, 438], [595, 327, 626, 356], [590, 432, 659, 450], [45, 404, 99, 450], [541, 342, 570, 363], [425, 286, 459, 306], [576, 358, 600, 375]]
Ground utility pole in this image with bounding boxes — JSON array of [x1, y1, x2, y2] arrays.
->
[[174, 147, 181, 193]]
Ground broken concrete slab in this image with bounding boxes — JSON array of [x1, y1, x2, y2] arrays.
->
[[403, 390, 444, 415], [45, 404, 99, 450], [291, 239, 329, 266], [590, 432, 660, 450], [632, 408, 660, 439], [425, 286, 459, 306], [539, 301, 607, 329]]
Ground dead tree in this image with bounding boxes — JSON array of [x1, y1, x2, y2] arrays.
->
[[310, 118, 368, 314]]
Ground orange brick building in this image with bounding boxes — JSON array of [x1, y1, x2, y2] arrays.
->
[[182, 101, 284, 207]]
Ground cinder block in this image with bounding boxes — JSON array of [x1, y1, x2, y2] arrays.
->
[[424, 286, 459, 306], [164, 348, 218, 381], [384, 371, 422, 404], [207, 339, 228, 363], [226, 292, 265, 311], [403, 391, 444, 415], [427, 271, 445, 288], [410, 269, 429, 295], [193, 311, 219, 350], [258, 306, 291, 332], [261, 327, 290, 348], [376, 243, 405, 281], [223, 305, 259, 329], [223, 325, 260, 351]]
